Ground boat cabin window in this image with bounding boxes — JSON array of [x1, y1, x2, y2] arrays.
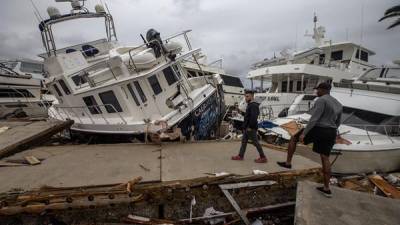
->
[[330, 50, 343, 61], [52, 84, 63, 97], [20, 62, 43, 74], [163, 67, 178, 85], [83, 95, 102, 114], [220, 75, 244, 88], [187, 70, 197, 77], [360, 68, 382, 81], [172, 65, 182, 78], [58, 80, 71, 95], [289, 81, 294, 92], [385, 68, 400, 79], [148, 75, 162, 95], [0, 88, 34, 98], [355, 49, 369, 62], [127, 83, 140, 106], [319, 54, 325, 64], [99, 91, 123, 113], [302, 80, 308, 91], [296, 81, 302, 91], [281, 81, 288, 93], [134, 81, 147, 103], [71, 75, 88, 86]]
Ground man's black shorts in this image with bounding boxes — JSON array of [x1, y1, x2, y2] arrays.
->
[[303, 126, 337, 156]]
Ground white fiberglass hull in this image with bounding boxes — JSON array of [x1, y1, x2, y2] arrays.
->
[[331, 148, 400, 174]]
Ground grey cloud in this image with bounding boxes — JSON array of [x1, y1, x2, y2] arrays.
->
[[0, 0, 398, 76]]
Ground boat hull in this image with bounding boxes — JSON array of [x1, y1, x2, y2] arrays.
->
[[331, 148, 400, 174], [65, 91, 223, 141]]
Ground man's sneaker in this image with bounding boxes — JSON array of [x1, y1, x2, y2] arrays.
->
[[231, 155, 244, 161], [316, 187, 332, 198], [254, 157, 267, 163], [277, 161, 292, 169]]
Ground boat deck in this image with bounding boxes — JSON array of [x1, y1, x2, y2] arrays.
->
[[0, 141, 320, 193]]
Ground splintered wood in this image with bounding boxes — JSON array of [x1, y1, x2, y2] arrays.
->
[[368, 175, 400, 199], [0, 120, 74, 159], [0, 168, 320, 218], [24, 156, 41, 165], [0, 176, 144, 215]]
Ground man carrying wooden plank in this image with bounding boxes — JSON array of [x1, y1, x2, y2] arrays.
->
[[277, 82, 342, 197]]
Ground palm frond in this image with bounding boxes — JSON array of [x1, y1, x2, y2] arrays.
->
[[379, 12, 400, 21], [384, 5, 400, 15], [387, 18, 400, 29]]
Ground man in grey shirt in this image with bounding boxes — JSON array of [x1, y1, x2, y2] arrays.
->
[[277, 82, 342, 197]]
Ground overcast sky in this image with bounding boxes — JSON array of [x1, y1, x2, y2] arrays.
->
[[0, 0, 399, 76]]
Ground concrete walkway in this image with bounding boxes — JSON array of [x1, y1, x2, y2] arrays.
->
[[0, 141, 320, 192], [295, 181, 400, 225]]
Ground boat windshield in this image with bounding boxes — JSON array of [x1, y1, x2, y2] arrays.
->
[[342, 108, 400, 136], [51, 19, 108, 50], [359, 68, 400, 81]]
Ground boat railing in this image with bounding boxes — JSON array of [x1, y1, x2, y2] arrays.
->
[[66, 57, 120, 89], [127, 30, 193, 73], [0, 89, 52, 117], [341, 124, 400, 145], [53, 104, 127, 125], [259, 103, 314, 120]]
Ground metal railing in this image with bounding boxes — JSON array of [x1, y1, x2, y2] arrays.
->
[[127, 30, 193, 73], [0, 89, 51, 117], [258, 103, 314, 120], [52, 104, 127, 125]]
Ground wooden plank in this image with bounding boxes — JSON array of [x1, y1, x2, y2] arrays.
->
[[24, 156, 41, 165], [0, 120, 73, 159], [368, 175, 400, 199], [0, 161, 26, 167], [220, 188, 250, 225], [219, 180, 276, 190]]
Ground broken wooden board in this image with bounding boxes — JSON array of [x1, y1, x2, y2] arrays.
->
[[0, 119, 73, 159], [24, 156, 41, 165], [0, 161, 26, 167], [368, 174, 400, 199], [295, 181, 400, 225]]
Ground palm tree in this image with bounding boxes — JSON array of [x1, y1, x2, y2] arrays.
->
[[379, 5, 400, 29]]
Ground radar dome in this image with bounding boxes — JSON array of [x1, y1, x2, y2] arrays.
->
[[95, 4, 106, 14], [47, 6, 61, 19]]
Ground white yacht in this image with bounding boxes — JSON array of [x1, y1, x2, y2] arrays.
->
[[41, 0, 223, 140], [260, 66, 400, 174], [329, 66, 400, 174], [0, 62, 51, 119], [245, 15, 375, 119]]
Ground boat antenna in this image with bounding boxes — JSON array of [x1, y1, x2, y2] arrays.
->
[[355, 0, 365, 61], [295, 23, 298, 52], [29, 0, 44, 21], [140, 34, 150, 47], [33, 11, 42, 24], [104, 1, 112, 14]]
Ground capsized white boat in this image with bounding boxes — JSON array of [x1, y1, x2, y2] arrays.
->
[[39, 1, 225, 140]]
